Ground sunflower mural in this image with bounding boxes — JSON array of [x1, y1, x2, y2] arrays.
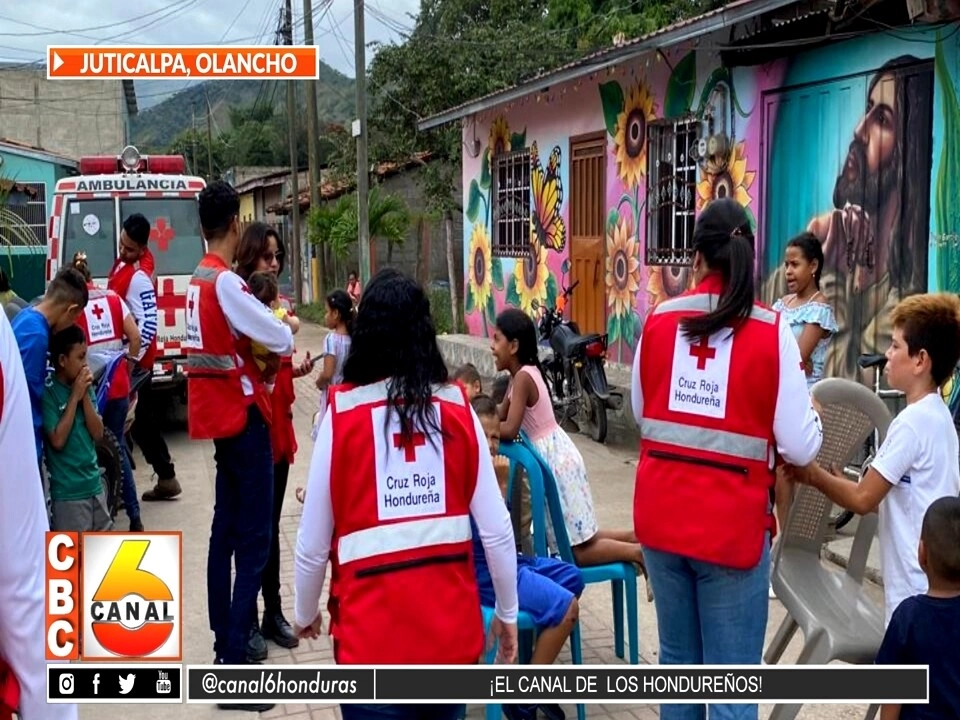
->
[[646, 265, 695, 309], [604, 216, 642, 354], [464, 114, 534, 334], [506, 140, 563, 316], [611, 83, 657, 190], [696, 141, 757, 226]]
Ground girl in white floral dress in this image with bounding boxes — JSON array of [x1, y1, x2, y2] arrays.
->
[[492, 308, 651, 595]]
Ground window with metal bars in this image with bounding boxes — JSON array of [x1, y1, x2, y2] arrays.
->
[[1, 181, 47, 246], [645, 119, 700, 265], [491, 148, 531, 258]]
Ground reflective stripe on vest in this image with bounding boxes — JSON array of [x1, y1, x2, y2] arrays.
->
[[334, 379, 467, 413], [338, 514, 472, 565], [641, 417, 769, 464], [187, 353, 237, 371], [653, 293, 777, 325]]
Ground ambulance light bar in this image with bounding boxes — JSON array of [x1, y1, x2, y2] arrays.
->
[[78, 150, 187, 175]]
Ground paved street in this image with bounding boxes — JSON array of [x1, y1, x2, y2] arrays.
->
[[79, 321, 882, 720]]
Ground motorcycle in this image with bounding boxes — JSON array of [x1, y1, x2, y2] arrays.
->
[[533, 280, 613, 444]]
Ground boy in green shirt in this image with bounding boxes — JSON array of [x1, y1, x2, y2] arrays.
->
[[43, 325, 112, 532]]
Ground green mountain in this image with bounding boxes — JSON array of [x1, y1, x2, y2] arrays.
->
[[130, 65, 356, 153]]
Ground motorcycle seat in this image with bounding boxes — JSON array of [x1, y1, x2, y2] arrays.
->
[[551, 324, 603, 357]]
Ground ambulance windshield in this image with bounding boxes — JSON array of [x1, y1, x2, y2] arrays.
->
[[62, 199, 117, 278], [120, 198, 205, 276]]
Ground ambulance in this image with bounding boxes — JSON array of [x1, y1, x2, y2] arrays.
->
[[46, 145, 206, 394]]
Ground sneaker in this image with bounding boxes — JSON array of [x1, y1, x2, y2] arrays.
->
[[142, 475, 182, 501], [129, 518, 144, 532]]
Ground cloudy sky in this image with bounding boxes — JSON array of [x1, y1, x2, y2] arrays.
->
[[0, 0, 419, 106]]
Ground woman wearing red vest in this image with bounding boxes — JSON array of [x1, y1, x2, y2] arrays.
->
[[632, 199, 824, 720], [293, 268, 519, 720], [72, 253, 145, 531], [235, 222, 313, 660]]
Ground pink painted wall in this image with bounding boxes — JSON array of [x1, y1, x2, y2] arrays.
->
[[461, 47, 785, 366]]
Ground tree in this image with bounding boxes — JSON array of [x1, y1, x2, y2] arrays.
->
[[331, 186, 411, 273]]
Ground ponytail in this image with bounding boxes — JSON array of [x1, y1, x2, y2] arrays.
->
[[327, 289, 355, 334], [679, 199, 756, 341], [71, 252, 92, 284]]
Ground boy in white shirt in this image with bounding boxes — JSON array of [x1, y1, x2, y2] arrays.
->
[[786, 293, 960, 626]]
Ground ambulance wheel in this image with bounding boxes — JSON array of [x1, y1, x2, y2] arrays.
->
[[96, 428, 124, 521]]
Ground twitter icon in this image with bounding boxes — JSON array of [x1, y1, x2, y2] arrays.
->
[[118, 674, 136, 695]]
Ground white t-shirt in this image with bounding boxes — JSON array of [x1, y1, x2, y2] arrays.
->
[[870, 392, 960, 626], [0, 312, 78, 720], [123, 269, 158, 360]]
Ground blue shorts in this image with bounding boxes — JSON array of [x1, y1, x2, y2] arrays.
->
[[479, 555, 584, 629]]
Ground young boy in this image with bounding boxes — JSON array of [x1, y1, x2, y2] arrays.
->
[[786, 293, 960, 626], [471, 393, 582, 720], [876, 496, 960, 719], [453, 363, 482, 400], [11, 267, 88, 465], [43, 326, 112, 532]]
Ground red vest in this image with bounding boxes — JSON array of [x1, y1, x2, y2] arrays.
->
[[634, 274, 780, 570], [327, 380, 483, 664], [269, 294, 297, 464], [0, 657, 17, 720], [76, 287, 130, 400], [184, 254, 270, 440], [108, 250, 157, 370]]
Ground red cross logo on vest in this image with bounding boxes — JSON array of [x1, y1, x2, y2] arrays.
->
[[91, 303, 105, 320], [393, 431, 426, 462], [689, 336, 717, 370]]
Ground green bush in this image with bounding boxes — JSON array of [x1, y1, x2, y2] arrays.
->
[[296, 302, 327, 326]]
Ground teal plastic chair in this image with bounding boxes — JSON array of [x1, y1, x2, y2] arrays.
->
[[500, 433, 640, 665], [461, 435, 586, 720]]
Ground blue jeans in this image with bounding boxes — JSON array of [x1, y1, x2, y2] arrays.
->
[[207, 406, 274, 664], [643, 534, 770, 720], [102, 397, 140, 522], [340, 705, 463, 720]]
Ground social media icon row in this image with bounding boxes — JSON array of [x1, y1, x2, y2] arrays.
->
[[58, 672, 135, 695]]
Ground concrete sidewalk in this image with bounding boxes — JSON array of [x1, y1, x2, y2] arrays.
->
[[75, 321, 883, 720]]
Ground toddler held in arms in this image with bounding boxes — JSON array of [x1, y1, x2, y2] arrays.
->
[[247, 271, 299, 390]]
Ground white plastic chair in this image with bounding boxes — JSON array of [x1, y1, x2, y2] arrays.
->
[[765, 378, 892, 720]]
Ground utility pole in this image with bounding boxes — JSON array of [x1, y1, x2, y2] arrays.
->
[[354, 0, 370, 286], [284, 0, 303, 305], [303, 0, 325, 300], [191, 106, 198, 176], [204, 93, 214, 181]]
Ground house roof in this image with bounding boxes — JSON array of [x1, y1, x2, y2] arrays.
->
[[417, 0, 805, 130], [267, 152, 435, 214], [0, 137, 78, 168]]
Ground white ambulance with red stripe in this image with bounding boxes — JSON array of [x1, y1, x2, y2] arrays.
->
[[46, 146, 206, 391]]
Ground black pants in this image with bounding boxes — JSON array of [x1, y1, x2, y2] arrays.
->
[[209, 406, 274, 664], [131, 375, 176, 480], [259, 459, 289, 614]]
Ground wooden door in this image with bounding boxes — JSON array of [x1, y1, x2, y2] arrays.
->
[[569, 133, 607, 336]]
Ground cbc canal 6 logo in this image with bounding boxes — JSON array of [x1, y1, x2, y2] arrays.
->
[[83, 533, 182, 660]]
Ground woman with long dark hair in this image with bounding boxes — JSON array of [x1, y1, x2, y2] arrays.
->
[[235, 221, 313, 659], [293, 268, 518, 720], [631, 199, 823, 720]]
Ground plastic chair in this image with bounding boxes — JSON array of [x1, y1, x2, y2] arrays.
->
[[501, 434, 640, 665], [764, 378, 892, 720]]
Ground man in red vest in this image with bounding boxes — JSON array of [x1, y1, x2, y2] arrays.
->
[[108, 212, 180, 502], [185, 181, 292, 712]]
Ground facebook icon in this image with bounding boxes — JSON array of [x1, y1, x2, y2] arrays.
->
[[92, 674, 100, 695]]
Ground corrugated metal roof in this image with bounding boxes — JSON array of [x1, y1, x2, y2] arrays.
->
[[418, 0, 809, 130], [0, 137, 78, 167]]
